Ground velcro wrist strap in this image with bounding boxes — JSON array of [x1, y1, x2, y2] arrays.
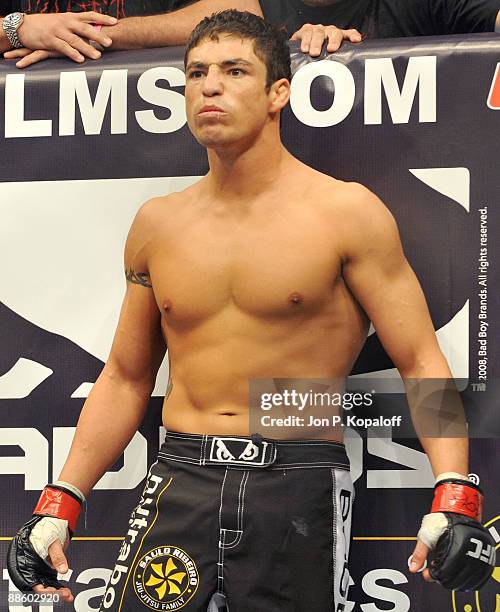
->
[[431, 480, 483, 521], [33, 485, 82, 534]]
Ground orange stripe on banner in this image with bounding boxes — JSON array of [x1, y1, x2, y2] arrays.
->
[[487, 63, 500, 109]]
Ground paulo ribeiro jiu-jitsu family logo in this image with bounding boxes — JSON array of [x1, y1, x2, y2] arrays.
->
[[134, 546, 199, 610]]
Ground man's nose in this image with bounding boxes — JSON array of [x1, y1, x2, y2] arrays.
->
[[202, 66, 223, 96]]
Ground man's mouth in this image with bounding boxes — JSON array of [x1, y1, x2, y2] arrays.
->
[[199, 105, 225, 115]]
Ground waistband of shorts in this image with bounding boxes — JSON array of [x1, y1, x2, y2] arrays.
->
[[158, 431, 349, 470]]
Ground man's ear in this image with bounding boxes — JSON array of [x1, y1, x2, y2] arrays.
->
[[269, 78, 291, 113]]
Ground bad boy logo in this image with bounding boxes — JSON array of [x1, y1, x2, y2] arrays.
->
[[134, 546, 199, 610], [211, 438, 268, 465], [215, 439, 259, 462]]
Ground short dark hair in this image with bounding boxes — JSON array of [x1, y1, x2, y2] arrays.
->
[[185, 10, 292, 90]]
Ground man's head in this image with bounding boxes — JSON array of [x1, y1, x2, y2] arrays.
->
[[184, 10, 292, 150], [185, 10, 292, 90]]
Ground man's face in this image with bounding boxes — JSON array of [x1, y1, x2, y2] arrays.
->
[[185, 35, 274, 150]]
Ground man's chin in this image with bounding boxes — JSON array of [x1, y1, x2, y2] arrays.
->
[[195, 133, 234, 149]]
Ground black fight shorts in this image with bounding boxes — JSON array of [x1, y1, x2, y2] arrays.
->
[[99, 432, 354, 612]]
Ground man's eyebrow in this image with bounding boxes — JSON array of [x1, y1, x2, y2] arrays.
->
[[186, 58, 254, 71], [221, 58, 253, 67]]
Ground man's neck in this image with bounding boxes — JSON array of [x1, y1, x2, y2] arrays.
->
[[205, 130, 290, 202]]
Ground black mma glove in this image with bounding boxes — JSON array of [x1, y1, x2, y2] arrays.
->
[[7, 482, 84, 592], [417, 473, 495, 591]]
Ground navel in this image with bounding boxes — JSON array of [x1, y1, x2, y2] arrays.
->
[[288, 292, 304, 305]]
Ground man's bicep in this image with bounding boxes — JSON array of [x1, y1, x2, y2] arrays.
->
[[106, 281, 166, 388], [106, 201, 166, 387], [346, 257, 438, 370], [342, 192, 439, 374]]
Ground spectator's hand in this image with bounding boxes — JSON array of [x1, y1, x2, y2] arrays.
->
[[290, 23, 363, 56], [4, 48, 60, 68], [13, 12, 116, 64]]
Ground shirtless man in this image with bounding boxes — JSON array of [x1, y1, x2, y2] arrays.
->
[[7, 10, 495, 611]]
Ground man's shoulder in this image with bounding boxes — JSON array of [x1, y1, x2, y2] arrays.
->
[[330, 180, 383, 213], [136, 192, 174, 218], [315, 176, 369, 199], [133, 184, 199, 227], [300, 174, 399, 246], [302, 171, 382, 216]]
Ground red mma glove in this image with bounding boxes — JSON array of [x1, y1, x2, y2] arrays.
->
[[7, 482, 84, 592], [417, 473, 495, 591]]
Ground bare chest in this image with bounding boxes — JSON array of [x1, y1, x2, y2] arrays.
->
[[148, 213, 342, 324]]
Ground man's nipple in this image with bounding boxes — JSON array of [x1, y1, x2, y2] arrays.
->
[[288, 292, 304, 305], [163, 299, 172, 312]]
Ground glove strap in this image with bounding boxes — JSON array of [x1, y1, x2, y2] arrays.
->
[[431, 479, 483, 521], [33, 484, 82, 535]]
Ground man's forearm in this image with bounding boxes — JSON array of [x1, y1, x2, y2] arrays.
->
[[57, 365, 153, 497], [102, 0, 263, 50], [402, 356, 469, 477], [418, 435, 468, 478]]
